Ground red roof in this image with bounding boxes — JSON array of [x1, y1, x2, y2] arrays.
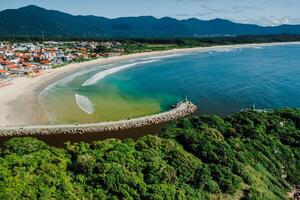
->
[[0, 69, 6, 73], [7, 65, 18, 69], [39, 59, 50, 64], [0, 60, 13, 65], [23, 63, 36, 68], [16, 52, 25, 58]]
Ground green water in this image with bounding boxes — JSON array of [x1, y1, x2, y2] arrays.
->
[[41, 60, 179, 124]]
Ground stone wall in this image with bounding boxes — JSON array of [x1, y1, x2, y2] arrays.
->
[[0, 101, 197, 137]]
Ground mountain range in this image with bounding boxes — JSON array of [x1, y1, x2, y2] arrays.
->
[[1, 5, 300, 38]]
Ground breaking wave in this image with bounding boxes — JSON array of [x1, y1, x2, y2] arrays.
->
[[141, 53, 185, 60], [82, 59, 159, 87]]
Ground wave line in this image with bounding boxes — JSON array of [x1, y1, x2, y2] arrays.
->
[[81, 59, 159, 87]]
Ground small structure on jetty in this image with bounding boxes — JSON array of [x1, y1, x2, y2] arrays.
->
[[0, 100, 197, 137]]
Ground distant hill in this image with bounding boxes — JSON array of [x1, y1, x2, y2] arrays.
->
[[1, 5, 300, 38]]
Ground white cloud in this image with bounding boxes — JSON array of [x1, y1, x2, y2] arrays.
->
[[237, 16, 300, 26], [271, 18, 290, 26]]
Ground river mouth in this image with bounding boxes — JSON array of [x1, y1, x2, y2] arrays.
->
[[0, 123, 168, 147]]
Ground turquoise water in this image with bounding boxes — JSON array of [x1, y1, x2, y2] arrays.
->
[[41, 44, 300, 124]]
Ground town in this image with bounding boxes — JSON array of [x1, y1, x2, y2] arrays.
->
[[0, 41, 125, 88]]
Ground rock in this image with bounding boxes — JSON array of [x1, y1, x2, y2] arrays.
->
[[0, 101, 197, 137]]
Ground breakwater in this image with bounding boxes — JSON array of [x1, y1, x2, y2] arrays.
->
[[0, 101, 197, 137]]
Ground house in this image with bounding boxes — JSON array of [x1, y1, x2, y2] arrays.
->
[[39, 59, 51, 65], [7, 65, 18, 70], [0, 69, 7, 75]]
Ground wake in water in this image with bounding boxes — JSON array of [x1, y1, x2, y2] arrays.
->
[[82, 59, 159, 87], [75, 94, 95, 115]]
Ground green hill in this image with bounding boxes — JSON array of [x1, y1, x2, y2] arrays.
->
[[0, 109, 299, 199], [1, 5, 300, 38]]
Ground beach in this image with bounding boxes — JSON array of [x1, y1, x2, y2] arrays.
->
[[1, 42, 300, 127]]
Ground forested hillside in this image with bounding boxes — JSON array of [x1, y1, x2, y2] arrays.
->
[[1, 5, 300, 38], [0, 109, 299, 199]]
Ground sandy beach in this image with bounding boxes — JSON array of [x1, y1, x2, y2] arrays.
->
[[1, 41, 300, 127]]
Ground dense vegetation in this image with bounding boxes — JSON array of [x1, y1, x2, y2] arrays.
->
[[0, 109, 299, 199], [119, 35, 300, 53], [3, 35, 300, 55]]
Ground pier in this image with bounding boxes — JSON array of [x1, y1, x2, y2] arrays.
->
[[0, 101, 197, 137]]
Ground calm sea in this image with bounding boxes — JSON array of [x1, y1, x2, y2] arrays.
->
[[41, 44, 300, 124]]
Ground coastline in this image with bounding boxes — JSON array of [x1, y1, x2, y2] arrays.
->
[[1, 41, 300, 127]]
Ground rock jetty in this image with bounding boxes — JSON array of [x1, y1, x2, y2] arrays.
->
[[0, 101, 197, 137]]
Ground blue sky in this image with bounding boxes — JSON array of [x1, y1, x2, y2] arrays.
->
[[1, 0, 300, 26]]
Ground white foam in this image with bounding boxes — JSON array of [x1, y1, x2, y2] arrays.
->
[[75, 94, 95, 115], [59, 64, 113, 86], [39, 64, 115, 97], [41, 54, 181, 96], [82, 59, 159, 87], [214, 48, 234, 52], [142, 53, 184, 60]]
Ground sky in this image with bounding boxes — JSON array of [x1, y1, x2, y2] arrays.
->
[[1, 0, 300, 26]]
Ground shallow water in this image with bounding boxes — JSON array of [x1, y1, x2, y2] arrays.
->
[[41, 44, 300, 124]]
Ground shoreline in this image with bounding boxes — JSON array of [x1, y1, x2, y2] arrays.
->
[[1, 41, 300, 127]]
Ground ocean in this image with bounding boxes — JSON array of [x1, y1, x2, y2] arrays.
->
[[40, 44, 300, 124]]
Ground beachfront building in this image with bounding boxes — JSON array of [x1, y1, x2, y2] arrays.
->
[[0, 69, 7, 78], [0, 40, 126, 83]]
